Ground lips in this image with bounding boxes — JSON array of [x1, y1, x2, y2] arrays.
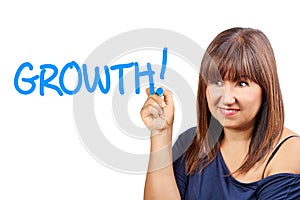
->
[[219, 107, 240, 116]]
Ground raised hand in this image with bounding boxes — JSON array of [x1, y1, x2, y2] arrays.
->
[[140, 88, 175, 135]]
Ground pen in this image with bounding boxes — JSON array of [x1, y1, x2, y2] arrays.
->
[[155, 87, 164, 97]]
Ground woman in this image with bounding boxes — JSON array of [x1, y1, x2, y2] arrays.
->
[[140, 27, 300, 199]]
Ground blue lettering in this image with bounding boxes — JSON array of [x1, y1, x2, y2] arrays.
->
[[160, 47, 168, 79], [14, 62, 39, 95], [40, 64, 63, 96], [59, 61, 82, 95], [135, 62, 155, 95], [110, 63, 135, 95], [83, 64, 111, 94], [14, 47, 168, 96]]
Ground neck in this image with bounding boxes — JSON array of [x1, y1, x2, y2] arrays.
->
[[220, 127, 255, 178], [221, 127, 253, 152]]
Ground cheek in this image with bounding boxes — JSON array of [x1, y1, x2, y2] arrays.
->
[[243, 87, 263, 112], [206, 86, 222, 105], [206, 88, 220, 116], [253, 86, 263, 104], [254, 92, 263, 111], [206, 88, 213, 111], [206, 88, 215, 106]]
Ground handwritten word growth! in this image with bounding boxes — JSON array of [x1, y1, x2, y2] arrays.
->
[[14, 48, 168, 96]]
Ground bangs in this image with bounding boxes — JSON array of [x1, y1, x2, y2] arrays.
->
[[202, 40, 261, 84]]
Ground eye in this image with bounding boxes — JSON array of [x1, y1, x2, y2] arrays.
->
[[213, 80, 223, 86], [238, 81, 248, 87]]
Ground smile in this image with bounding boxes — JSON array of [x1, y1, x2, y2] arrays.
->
[[219, 107, 239, 116]]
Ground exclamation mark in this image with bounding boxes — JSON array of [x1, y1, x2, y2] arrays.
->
[[155, 47, 168, 96], [160, 47, 168, 79]]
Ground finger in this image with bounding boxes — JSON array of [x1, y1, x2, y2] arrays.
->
[[145, 87, 154, 96], [140, 104, 162, 119], [145, 88, 166, 107], [142, 98, 163, 114], [162, 89, 173, 106], [145, 87, 165, 97]]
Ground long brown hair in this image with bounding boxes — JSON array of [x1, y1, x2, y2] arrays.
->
[[184, 27, 284, 175]]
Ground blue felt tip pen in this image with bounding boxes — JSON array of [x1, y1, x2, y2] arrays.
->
[[155, 87, 164, 97]]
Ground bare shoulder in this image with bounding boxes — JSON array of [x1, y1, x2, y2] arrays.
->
[[267, 128, 300, 176]]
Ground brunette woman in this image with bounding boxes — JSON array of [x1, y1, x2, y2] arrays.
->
[[140, 27, 300, 199]]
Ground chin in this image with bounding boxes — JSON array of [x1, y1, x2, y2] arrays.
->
[[220, 121, 240, 129]]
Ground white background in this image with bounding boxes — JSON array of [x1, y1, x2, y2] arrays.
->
[[1, 0, 299, 199]]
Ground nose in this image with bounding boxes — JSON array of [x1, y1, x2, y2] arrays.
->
[[222, 84, 236, 105]]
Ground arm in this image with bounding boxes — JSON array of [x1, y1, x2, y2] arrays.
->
[[140, 88, 181, 200]]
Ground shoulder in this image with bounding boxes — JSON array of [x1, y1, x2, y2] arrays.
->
[[172, 127, 196, 161], [267, 128, 300, 176]]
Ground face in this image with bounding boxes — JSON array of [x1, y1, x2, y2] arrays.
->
[[206, 77, 263, 131]]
